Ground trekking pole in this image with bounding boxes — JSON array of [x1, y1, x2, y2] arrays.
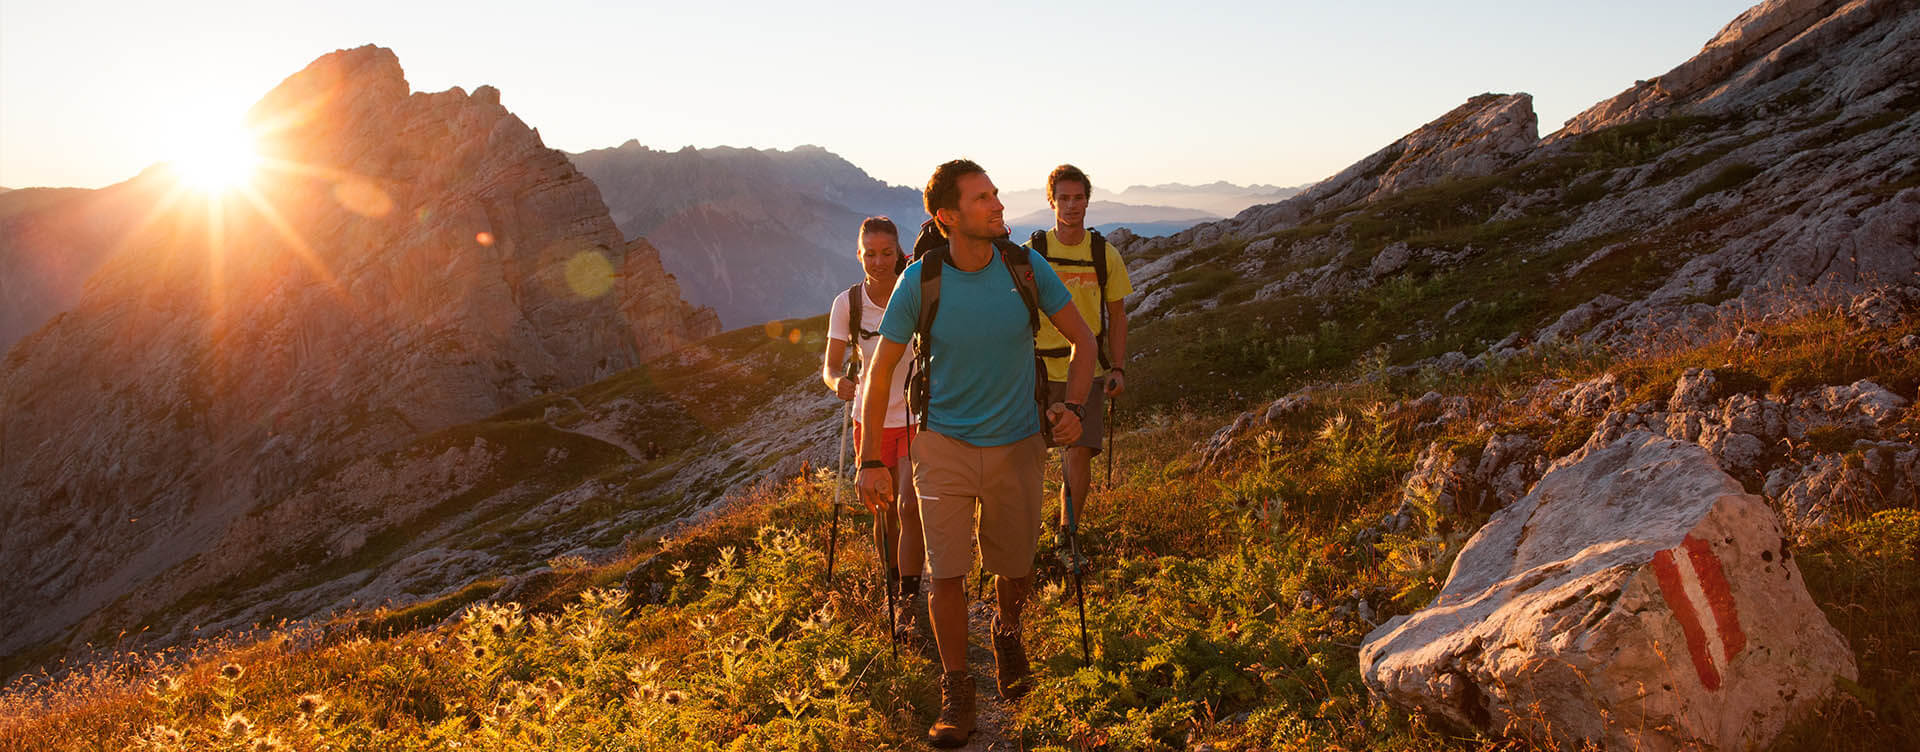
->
[[1105, 396, 1115, 489], [875, 507, 898, 660], [828, 399, 851, 582], [1063, 457, 1090, 664]]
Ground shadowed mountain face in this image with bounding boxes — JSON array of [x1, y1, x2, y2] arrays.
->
[[569, 143, 926, 329], [0, 184, 171, 352], [0, 45, 717, 662]]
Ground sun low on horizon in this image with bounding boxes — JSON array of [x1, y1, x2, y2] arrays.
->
[[167, 120, 264, 193]]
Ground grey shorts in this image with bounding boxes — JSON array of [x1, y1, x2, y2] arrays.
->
[[1046, 376, 1106, 454], [911, 431, 1046, 579]]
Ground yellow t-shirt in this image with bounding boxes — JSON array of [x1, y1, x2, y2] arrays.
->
[[1027, 229, 1134, 382]]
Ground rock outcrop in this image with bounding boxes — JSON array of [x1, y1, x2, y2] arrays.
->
[[1553, 0, 1913, 138], [1361, 432, 1855, 751], [0, 46, 717, 659], [1221, 93, 1537, 243], [1125, 1, 1917, 350]]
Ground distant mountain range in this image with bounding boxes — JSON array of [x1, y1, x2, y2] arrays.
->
[[566, 150, 1314, 327], [568, 143, 924, 329], [999, 180, 1312, 238], [1007, 200, 1221, 241]]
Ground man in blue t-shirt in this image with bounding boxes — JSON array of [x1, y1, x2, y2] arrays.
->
[[856, 159, 1096, 747]]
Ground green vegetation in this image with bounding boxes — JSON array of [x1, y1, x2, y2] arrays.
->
[[8, 99, 1920, 750], [1678, 162, 1764, 206], [1570, 115, 1725, 171], [4, 302, 1913, 750]]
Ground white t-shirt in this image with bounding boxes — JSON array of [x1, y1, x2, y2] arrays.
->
[[828, 281, 915, 428]]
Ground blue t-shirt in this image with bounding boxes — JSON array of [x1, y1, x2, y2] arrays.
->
[[879, 248, 1073, 446]]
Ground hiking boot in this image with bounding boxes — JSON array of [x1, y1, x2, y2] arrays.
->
[[991, 616, 1030, 700], [927, 670, 975, 748]]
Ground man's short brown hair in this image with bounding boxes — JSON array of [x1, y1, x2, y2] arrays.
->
[[924, 159, 986, 238], [1046, 164, 1091, 204]]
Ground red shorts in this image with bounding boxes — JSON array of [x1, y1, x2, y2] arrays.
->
[[854, 423, 916, 469]]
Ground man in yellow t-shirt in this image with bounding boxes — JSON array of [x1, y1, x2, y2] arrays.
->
[[1025, 164, 1133, 535]]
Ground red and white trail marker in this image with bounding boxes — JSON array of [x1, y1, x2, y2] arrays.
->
[[1651, 534, 1748, 690]]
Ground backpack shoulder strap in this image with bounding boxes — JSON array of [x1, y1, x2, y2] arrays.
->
[[844, 283, 864, 347], [994, 238, 1042, 336], [1028, 229, 1048, 255], [914, 246, 947, 345], [908, 247, 948, 430], [1088, 229, 1108, 296]]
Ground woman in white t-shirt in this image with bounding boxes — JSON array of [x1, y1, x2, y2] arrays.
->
[[822, 216, 926, 637]]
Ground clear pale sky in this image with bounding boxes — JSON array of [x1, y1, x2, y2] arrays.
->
[[1, 0, 1758, 192]]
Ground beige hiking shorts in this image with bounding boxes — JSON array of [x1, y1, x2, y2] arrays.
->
[[911, 430, 1046, 579]]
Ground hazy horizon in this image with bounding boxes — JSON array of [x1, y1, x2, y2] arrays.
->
[[2, 0, 1756, 192]]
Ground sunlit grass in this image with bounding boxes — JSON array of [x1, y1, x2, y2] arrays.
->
[[2, 301, 1914, 751]]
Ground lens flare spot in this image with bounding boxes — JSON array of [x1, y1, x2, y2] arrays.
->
[[475, 231, 495, 247], [332, 179, 393, 217], [565, 250, 615, 299], [787, 328, 802, 344]]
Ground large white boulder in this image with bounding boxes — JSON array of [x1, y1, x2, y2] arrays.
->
[[1360, 431, 1855, 751]]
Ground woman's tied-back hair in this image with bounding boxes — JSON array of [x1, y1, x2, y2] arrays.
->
[[1046, 163, 1091, 204], [858, 215, 898, 241], [923, 159, 986, 238]]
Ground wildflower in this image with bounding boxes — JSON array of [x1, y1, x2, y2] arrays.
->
[[221, 712, 254, 737], [662, 689, 687, 706], [220, 663, 244, 681], [148, 724, 184, 747], [296, 693, 330, 717], [814, 657, 849, 685], [490, 621, 507, 638], [147, 675, 180, 697], [624, 659, 662, 684], [251, 734, 290, 752], [627, 682, 660, 703], [774, 687, 811, 717], [669, 560, 691, 578], [541, 677, 565, 697], [471, 645, 489, 660]]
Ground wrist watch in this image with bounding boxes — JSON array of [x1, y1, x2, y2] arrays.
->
[[860, 459, 887, 470], [1062, 402, 1085, 419]]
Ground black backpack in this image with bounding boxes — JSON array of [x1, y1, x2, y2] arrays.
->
[[911, 218, 945, 262], [1028, 228, 1111, 370], [905, 239, 1055, 446]]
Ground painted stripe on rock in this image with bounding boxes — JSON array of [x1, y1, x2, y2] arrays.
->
[[1651, 534, 1746, 691]]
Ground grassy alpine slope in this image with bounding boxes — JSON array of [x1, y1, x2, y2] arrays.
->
[[2, 285, 1916, 751], [5, 96, 1920, 748]]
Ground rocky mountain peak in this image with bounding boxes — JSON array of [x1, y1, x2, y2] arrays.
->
[[1160, 92, 1537, 246], [0, 46, 716, 661], [1554, 0, 1917, 137]]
